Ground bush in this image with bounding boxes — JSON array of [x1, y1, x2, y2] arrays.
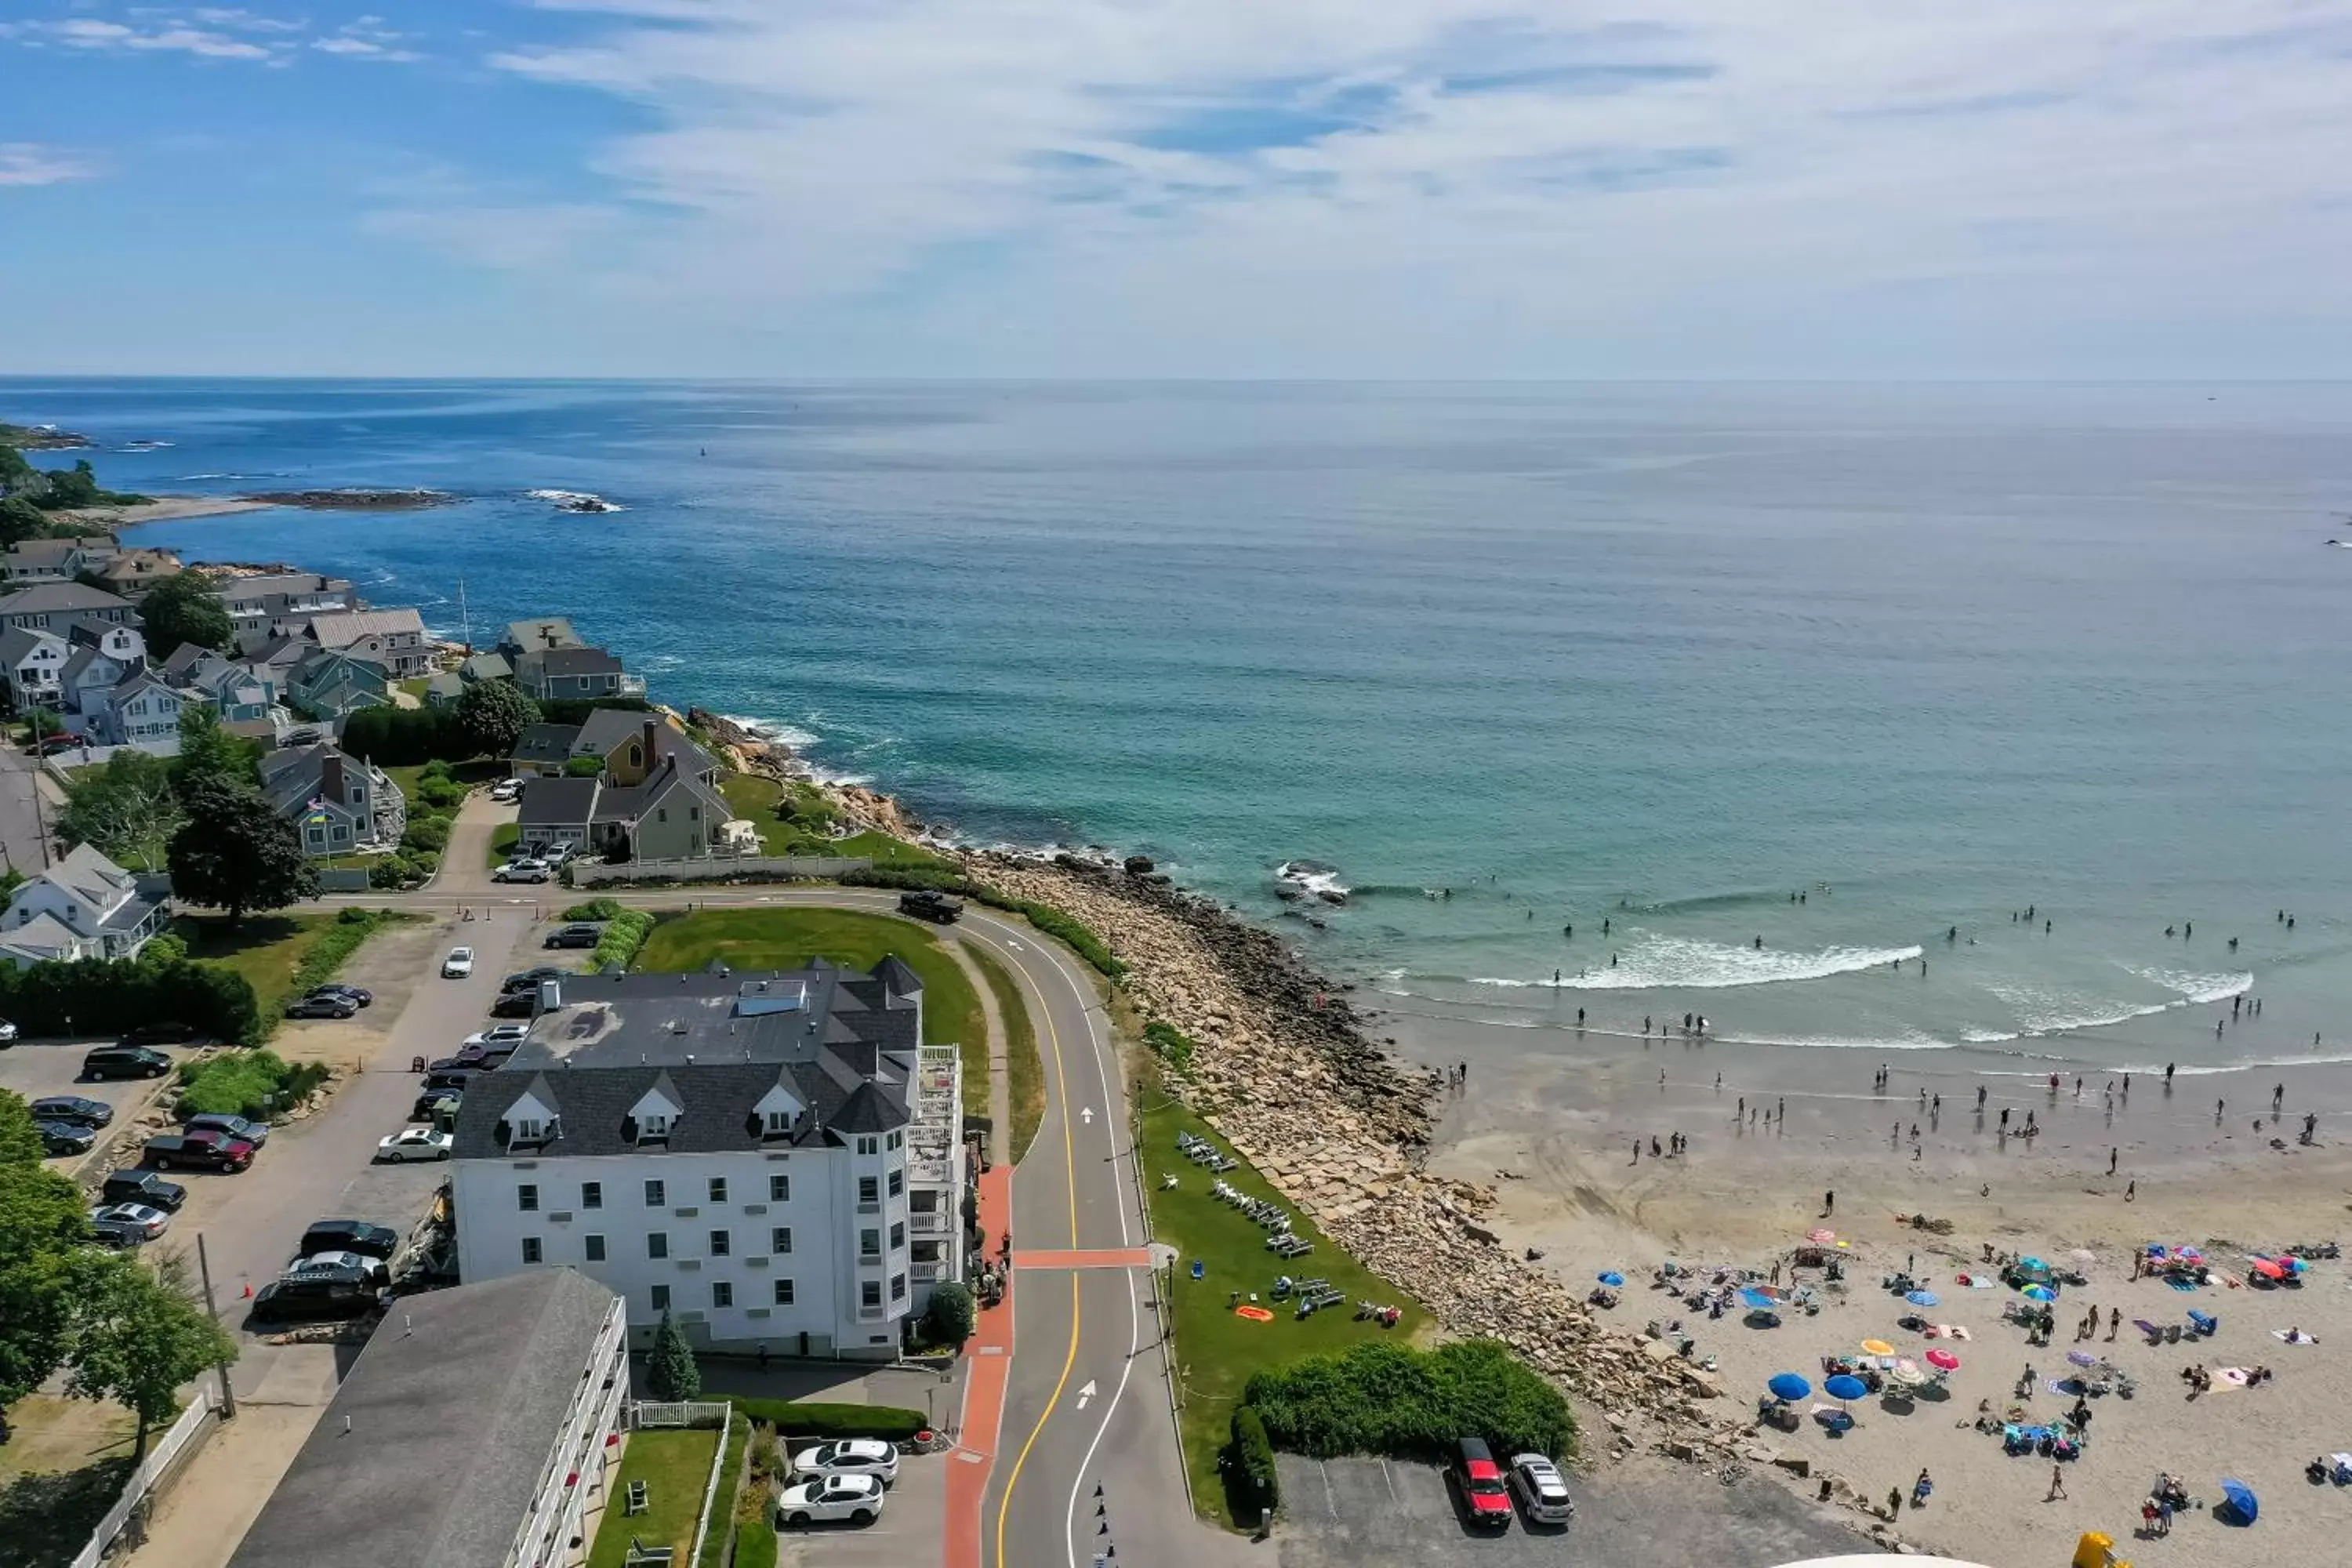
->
[[289, 908, 410, 996], [838, 865, 968, 894], [399, 817, 451, 855], [339, 705, 470, 768], [977, 891, 1126, 978], [561, 898, 628, 922], [590, 907, 655, 970], [921, 1280, 975, 1346], [723, 1397, 927, 1442], [1229, 1406, 1280, 1519], [0, 955, 260, 1045], [1143, 1020, 1196, 1074], [1242, 1340, 1575, 1463], [563, 755, 604, 778], [419, 759, 453, 781], [414, 775, 467, 811], [176, 1049, 328, 1119]]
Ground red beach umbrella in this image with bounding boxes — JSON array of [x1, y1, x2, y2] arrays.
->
[[1925, 1348, 1961, 1372]]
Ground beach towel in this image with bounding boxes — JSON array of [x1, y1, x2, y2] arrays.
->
[[2272, 1330, 2318, 1345], [2133, 1319, 2165, 1339], [2215, 1367, 2251, 1388], [2167, 1277, 2199, 1292]]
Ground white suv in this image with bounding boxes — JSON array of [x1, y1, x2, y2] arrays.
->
[[1509, 1453, 1574, 1525], [790, 1438, 900, 1488], [776, 1472, 885, 1527]]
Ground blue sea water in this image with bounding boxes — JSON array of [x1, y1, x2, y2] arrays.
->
[[6, 377, 2349, 1073]]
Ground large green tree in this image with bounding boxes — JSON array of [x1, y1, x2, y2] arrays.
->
[[138, 572, 234, 659], [165, 775, 318, 924], [58, 750, 184, 871], [170, 703, 255, 800], [0, 495, 50, 550], [67, 1250, 238, 1459], [454, 678, 538, 759], [0, 1091, 90, 1425], [646, 1309, 701, 1402]]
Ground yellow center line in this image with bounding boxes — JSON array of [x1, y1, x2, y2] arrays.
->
[[990, 932, 1084, 1568]]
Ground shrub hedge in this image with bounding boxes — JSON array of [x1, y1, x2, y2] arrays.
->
[[561, 897, 629, 922], [1228, 1406, 1280, 1519], [1143, 1020, 1196, 1074], [832, 868, 1127, 978], [1241, 1339, 1575, 1462], [176, 1049, 329, 1120], [590, 908, 655, 971], [723, 1397, 927, 1442], [0, 956, 261, 1045]]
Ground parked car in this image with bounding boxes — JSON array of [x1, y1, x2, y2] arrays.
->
[[299, 1218, 400, 1261], [0, 1017, 16, 1044], [491, 862, 550, 884], [775, 1473, 886, 1528], [488, 991, 538, 1019], [122, 1021, 198, 1046], [429, 1048, 497, 1073], [100, 1171, 186, 1211], [412, 1089, 462, 1123], [249, 1273, 381, 1324], [500, 967, 569, 995], [281, 727, 322, 746], [141, 1131, 255, 1173], [88, 1211, 156, 1248], [544, 923, 602, 949], [376, 1127, 453, 1163], [307, 983, 372, 1008], [32, 731, 87, 755], [82, 1045, 172, 1081], [285, 1250, 390, 1286], [489, 778, 522, 803], [1508, 1453, 1574, 1525], [468, 1023, 531, 1047], [422, 1068, 478, 1093], [789, 1439, 899, 1488], [29, 1095, 113, 1127], [442, 946, 475, 978], [185, 1112, 270, 1149], [896, 890, 963, 924], [1449, 1438, 1513, 1530], [91, 1203, 172, 1242], [36, 1120, 96, 1157], [285, 994, 358, 1020]]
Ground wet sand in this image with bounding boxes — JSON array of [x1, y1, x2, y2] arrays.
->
[[1379, 1001, 2352, 1563]]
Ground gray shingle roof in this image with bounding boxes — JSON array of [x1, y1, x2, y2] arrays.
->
[[0, 582, 133, 615], [524, 644, 622, 678], [225, 1270, 620, 1568], [518, 775, 601, 828], [511, 722, 581, 767], [503, 616, 580, 651]]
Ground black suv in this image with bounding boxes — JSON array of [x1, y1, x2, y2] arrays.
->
[[299, 1218, 401, 1261], [100, 1170, 187, 1211], [501, 967, 570, 995], [249, 1273, 381, 1324], [36, 1120, 95, 1156], [82, 1046, 172, 1081], [122, 1021, 199, 1045], [488, 991, 538, 1019], [544, 924, 602, 949]]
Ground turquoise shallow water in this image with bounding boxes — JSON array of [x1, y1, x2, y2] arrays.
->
[[6, 378, 2348, 1071]]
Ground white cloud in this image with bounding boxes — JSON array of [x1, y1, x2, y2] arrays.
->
[[459, 0, 2352, 373], [30, 16, 280, 59], [5, 8, 425, 65], [0, 143, 96, 187]]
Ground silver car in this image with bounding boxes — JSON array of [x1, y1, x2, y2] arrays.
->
[[1509, 1453, 1573, 1525]]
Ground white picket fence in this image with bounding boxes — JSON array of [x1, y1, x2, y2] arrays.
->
[[630, 1399, 731, 1430], [67, 1391, 216, 1568]]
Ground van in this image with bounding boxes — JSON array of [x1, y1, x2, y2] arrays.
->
[[82, 1046, 172, 1081]]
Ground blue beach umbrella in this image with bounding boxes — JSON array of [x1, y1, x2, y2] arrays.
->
[[1824, 1374, 1870, 1403], [2023, 1285, 2057, 1302], [1598, 1271, 1625, 1287], [2018, 1256, 2049, 1272], [1740, 1287, 1780, 1311], [1905, 1290, 1940, 1308], [1768, 1373, 1811, 1402], [2219, 1477, 2259, 1525]]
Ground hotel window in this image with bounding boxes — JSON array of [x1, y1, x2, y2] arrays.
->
[[517, 1184, 539, 1212], [890, 1221, 904, 1252], [860, 1229, 880, 1260], [709, 1229, 731, 1258], [764, 1111, 793, 1135], [521, 1237, 543, 1265], [584, 1234, 606, 1262], [888, 1131, 902, 1151], [891, 1272, 906, 1303], [644, 1178, 666, 1206], [858, 1175, 879, 1204], [647, 1232, 670, 1261], [640, 1113, 671, 1138], [650, 1284, 670, 1312], [582, 1181, 602, 1210], [861, 1280, 881, 1309], [769, 1174, 790, 1202], [773, 1278, 796, 1306], [856, 1135, 879, 1156], [514, 1119, 543, 1142], [711, 1281, 733, 1309], [707, 1177, 728, 1203], [771, 1226, 792, 1254], [887, 1169, 903, 1198]]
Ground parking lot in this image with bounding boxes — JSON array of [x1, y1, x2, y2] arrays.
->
[[1274, 1452, 1871, 1568], [0, 1035, 194, 1179], [773, 1447, 945, 1568]]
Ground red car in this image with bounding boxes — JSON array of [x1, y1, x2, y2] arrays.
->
[[142, 1130, 255, 1173], [1450, 1437, 1513, 1530], [31, 731, 86, 755]]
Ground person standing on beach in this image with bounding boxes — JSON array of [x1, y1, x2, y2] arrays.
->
[[2274, 1083, 2285, 1112], [2165, 1062, 2175, 1087], [1632, 1140, 1640, 1164], [1823, 1190, 1835, 1218], [1977, 1085, 1987, 1109], [2046, 1465, 2067, 1501], [2109, 1148, 2118, 1175], [2125, 1180, 2136, 1202]]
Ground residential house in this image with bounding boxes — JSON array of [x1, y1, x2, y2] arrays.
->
[[0, 581, 139, 642], [305, 607, 430, 680], [574, 709, 718, 786], [590, 755, 733, 862], [93, 548, 183, 598], [218, 572, 358, 656], [448, 962, 964, 1356], [508, 722, 582, 779], [260, 742, 406, 856], [162, 645, 280, 735], [496, 618, 582, 659], [58, 624, 149, 724], [510, 719, 733, 863], [457, 651, 511, 686], [223, 1271, 629, 1568], [0, 844, 169, 967], [514, 776, 601, 860], [88, 671, 184, 749], [422, 670, 466, 707], [288, 648, 390, 720], [0, 626, 67, 714], [1, 536, 120, 584], [514, 644, 639, 703]]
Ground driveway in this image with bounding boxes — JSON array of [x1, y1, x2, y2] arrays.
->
[[0, 1036, 194, 1181], [1273, 1453, 1871, 1568], [775, 1448, 946, 1568]]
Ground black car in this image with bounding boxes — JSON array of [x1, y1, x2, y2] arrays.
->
[[248, 1273, 381, 1324], [142, 1131, 254, 1173], [82, 1045, 172, 1081], [285, 995, 358, 1020], [100, 1170, 187, 1211], [29, 1095, 113, 1127], [185, 1112, 270, 1149], [35, 1120, 96, 1156], [122, 1021, 199, 1046], [422, 1067, 477, 1093], [299, 1218, 401, 1261], [307, 984, 373, 1008], [500, 967, 570, 995], [488, 990, 538, 1019], [543, 924, 602, 949], [897, 890, 963, 924], [412, 1087, 463, 1122]]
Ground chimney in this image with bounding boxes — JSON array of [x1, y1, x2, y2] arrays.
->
[[641, 719, 659, 773], [320, 750, 346, 804]]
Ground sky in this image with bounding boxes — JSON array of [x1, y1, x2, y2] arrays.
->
[[3, 1, 2351, 378]]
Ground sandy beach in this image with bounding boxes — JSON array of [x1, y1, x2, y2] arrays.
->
[[55, 495, 274, 527], [1381, 1002, 2352, 1563]]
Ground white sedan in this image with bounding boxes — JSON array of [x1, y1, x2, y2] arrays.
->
[[775, 1472, 886, 1527], [377, 1127, 454, 1162], [462, 1025, 530, 1050], [790, 1438, 899, 1487], [442, 947, 475, 978], [1509, 1453, 1574, 1525]]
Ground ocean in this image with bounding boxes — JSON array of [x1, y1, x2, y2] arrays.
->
[[7, 377, 2349, 1076]]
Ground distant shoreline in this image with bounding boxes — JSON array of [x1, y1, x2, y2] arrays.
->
[[56, 495, 274, 527]]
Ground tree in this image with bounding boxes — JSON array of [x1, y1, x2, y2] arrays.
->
[[139, 572, 234, 659], [36, 459, 102, 511], [0, 1091, 90, 1421], [646, 1309, 701, 1401], [24, 706, 64, 739], [921, 1280, 975, 1345], [0, 495, 50, 550], [66, 1250, 238, 1459], [170, 703, 254, 799], [166, 776, 317, 924], [58, 750, 183, 871], [455, 678, 537, 760]]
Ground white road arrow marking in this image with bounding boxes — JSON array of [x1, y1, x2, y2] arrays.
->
[[1080, 1106, 1095, 1125], [1076, 1379, 1097, 1410], [1008, 938, 1025, 950]]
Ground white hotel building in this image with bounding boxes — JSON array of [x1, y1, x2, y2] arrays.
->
[[450, 960, 968, 1359]]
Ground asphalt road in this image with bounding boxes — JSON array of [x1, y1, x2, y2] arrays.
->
[[0, 744, 64, 880]]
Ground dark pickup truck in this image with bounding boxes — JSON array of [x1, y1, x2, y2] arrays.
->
[[897, 890, 964, 924]]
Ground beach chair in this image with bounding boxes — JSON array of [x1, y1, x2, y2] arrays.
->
[[625, 1480, 650, 1516], [1809, 1403, 1853, 1433], [2187, 1309, 2218, 1337]]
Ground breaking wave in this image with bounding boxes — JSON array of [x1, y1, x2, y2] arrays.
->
[[2124, 966, 2253, 1005], [1468, 935, 1922, 991]]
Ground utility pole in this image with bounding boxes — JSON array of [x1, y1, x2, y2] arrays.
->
[[28, 757, 52, 869], [195, 1234, 238, 1417]]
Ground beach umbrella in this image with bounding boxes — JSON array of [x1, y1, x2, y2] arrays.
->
[[2022, 1285, 2056, 1302], [1886, 1362, 1929, 1388], [1859, 1338, 1896, 1356], [2069, 1248, 2096, 1265], [2018, 1256, 2049, 1272], [1824, 1374, 1869, 1404], [1740, 1287, 1780, 1311], [1925, 1348, 1961, 1373], [1768, 1373, 1811, 1402], [1597, 1270, 1625, 1287], [2066, 1350, 2099, 1368], [1905, 1290, 1940, 1307], [2250, 1258, 2285, 1281], [2218, 1477, 2259, 1525]]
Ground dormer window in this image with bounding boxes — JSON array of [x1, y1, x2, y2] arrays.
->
[[640, 1113, 671, 1138], [764, 1111, 793, 1136], [515, 1118, 545, 1142]]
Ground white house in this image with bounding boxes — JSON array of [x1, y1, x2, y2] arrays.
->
[[58, 623, 147, 721], [449, 962, 967, 1360], [304, 606, 430, 679], [0, 626, 67, 714], [0, 844, 169, 967]]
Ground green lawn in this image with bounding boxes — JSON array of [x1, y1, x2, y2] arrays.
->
[[1137, 1090, 1431, 1529], [717, 773, 943, 867], [635, 909, 982, 1055], [488, 821, 520, 867], [586, 1426, 721, 1568], [175, 913, 328, 1019], [382, 757, 503, 804], [969, 945, 1042, 1162]]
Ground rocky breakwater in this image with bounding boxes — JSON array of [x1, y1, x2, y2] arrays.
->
[[959, 853, 1801, 1493], [690, 708, 928, 840]]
